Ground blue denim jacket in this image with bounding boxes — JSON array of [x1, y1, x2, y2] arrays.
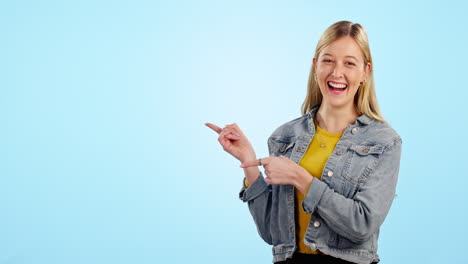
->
[[239, 106, 402, 264]]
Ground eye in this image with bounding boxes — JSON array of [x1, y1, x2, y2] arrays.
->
[[345, 61, 356, 66], [322, 59, 333, 63]]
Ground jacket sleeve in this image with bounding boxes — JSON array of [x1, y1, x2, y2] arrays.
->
[[301, 137, 402, 243], [239, 173, 273, 244], [238, 137, 277, 245]]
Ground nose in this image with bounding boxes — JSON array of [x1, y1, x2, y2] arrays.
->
[[331, 63, 345, 79]]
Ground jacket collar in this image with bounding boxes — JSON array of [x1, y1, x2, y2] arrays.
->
[[307, 105, 372, 126]]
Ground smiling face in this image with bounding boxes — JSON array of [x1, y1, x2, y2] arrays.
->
[[314, 36, 371, 111]]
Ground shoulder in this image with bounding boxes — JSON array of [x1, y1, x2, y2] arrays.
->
[[269, 115, 310, 140], [363, 119, 402, 148]]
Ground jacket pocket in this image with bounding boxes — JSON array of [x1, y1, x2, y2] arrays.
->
[[341, 144, 385, 184], [269, 138, 296, 158]]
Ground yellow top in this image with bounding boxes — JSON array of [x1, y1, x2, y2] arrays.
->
[[244, 121, 342, 254], [295, 122, 342, 253]]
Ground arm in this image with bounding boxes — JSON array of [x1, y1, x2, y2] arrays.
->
[[301, 138, 402, 243], [238, 136, 282, 245], [243, 160, 261, 187], [205, 122, 273, 244], [239, 171, 273, 245]]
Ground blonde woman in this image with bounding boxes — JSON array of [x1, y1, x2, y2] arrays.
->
[[206, 21, 401, 264]]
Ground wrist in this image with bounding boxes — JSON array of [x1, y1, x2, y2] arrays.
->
[[240, 152, 256, 163], [295, 166, 314, 195]]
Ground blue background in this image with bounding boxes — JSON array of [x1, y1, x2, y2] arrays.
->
[[2, 0, 467, 263]]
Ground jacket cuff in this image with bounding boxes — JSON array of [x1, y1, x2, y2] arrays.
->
[[239, 172, 268, 202], [302, 177, 327, 214]]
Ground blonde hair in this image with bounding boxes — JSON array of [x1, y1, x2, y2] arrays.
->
[[301, 21, 386, 123]]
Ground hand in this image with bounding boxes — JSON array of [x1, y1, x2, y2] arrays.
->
[[241, 156, 299, 185], [205, 122, 256, 162], [241, 156, 314, 194]]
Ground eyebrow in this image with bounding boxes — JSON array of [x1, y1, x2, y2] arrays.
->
[[322, 53, 360, 61]]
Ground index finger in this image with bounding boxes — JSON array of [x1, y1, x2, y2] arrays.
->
[[205, 123, 222, 134], [240, 157, 271, 168]]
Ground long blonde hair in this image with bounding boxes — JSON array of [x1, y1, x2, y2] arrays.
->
[[301, 21, 385, 123]]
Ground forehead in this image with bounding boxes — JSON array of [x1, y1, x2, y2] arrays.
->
[[320, 36, 364, 61]]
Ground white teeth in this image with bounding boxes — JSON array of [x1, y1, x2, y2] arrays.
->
[[328, 82, 347, 89]]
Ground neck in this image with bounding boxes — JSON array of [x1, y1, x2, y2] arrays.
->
[[316, 104, 360, 134]]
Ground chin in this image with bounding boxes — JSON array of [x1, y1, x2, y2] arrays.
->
[[323, 99, 353, 109]]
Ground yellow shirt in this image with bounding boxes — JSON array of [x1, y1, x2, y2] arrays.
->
[[295, 122, 342, 253], [244, 122, 342, 254]]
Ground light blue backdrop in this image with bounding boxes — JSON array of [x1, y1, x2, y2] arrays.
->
[[2, 0, 467, 263]]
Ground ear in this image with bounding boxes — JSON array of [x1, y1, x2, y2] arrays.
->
[[313, 57, 317, 71], [363, 62, 372, 81]]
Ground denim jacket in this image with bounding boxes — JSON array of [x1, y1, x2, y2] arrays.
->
[[239, 106, 402, 264]]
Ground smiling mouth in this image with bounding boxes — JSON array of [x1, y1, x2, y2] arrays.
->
[[327, 81, 347, 94]]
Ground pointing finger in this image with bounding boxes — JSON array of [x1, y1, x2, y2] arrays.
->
[[205, 123, 222, 134], [240, 157, 271, 168]]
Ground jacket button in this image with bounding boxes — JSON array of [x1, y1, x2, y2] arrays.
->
[[351, 127, 358, 134], [337, 149, 343, 155], [313, 221, 321, 228], [327, 170, 334, 177], [363, 147, 370, 153], [309, 243, 317, 251], [280, 145, 286, 152]]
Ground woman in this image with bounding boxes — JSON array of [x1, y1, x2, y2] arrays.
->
[[206, 21, 401, 264]]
